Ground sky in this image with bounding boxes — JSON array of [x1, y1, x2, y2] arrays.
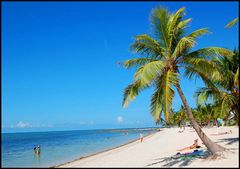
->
[[2, 1, 239, 133]]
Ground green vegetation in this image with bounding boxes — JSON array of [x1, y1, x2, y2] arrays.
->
[[225, 17, 239, 28], [171, 103, 237, 128], [121, 6, 236, 156], [195, 49, 239, 125], [195, 17, 239, 126]]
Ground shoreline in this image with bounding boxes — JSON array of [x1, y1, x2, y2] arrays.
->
[[55, 126, 239, 168], [52, 130, 158, 168]]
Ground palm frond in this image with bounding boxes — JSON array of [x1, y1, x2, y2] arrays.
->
[[134, 60, 165, 85], [150, 70, 179, 124], [234, 67, 239, 88], [122, 60, 168, 108], [225, 17, 239, 28], [172, 36, 196, 58], [150, 82, 164, 123], [194, 87, 216, 105], [183, 57, 222, 81], [220, 93, 237, 117], [167, 7, 185, 33], [131, 34, 165, 58], [167, 7, 186, 50], [177, 18, 192, 30], [184, 66, 220, 93], [172, 28, 210, 59], [187, 28, 210, 39], [151, 7, 170, 49], [183, 47, 234, 60], [122, 58, 156, 69], [162, 70, 179, 124], [122, 80, 148, 108]]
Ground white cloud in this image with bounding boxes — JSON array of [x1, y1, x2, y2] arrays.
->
[[16, 121, 32, 128], [89, 121, 94, 125], [117, 116, 124, 124], [5, 122, 53, 129]]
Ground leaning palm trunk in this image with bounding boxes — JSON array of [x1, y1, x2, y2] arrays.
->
[[122, 6, 233, 156], [176, 83, 225, 155]]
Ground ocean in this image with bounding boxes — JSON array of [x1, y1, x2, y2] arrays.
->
[[2, 128, 157, 167]]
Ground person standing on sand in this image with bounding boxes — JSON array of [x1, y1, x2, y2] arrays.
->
[[140, 133, 143, 142]]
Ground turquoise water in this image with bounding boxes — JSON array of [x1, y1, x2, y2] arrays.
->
[[2, 128, 156, 167]]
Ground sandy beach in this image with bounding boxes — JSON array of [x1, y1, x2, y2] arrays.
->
[[56, 126, 239, 168]]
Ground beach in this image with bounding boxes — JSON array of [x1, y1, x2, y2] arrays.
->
[[56, 126, 239, 168]]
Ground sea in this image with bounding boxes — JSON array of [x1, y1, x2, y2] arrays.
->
[[2, 128, 157, 167]]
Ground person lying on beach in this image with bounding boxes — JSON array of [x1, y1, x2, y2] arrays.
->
[[211, 130, 232, 136], [177, 139, 201, 152]]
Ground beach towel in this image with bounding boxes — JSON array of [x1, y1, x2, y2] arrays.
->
[[175, 149, 209, 160]]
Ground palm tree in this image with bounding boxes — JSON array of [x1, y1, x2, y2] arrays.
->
[[195, 49, 239, 124], [194, 104, 220, 127], [121, 7, 233, 155], [172, 105, 188, 127], [196, 18, 239, 125]]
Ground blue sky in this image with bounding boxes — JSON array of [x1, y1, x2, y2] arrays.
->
[[2, 2, 238, 133]]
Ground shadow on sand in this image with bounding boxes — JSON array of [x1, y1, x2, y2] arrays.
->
[[146, 152, 210, 167], [216, 137, 239, 145]]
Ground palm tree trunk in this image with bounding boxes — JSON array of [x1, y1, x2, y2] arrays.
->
[[175, 83, 225, 155], [215, 119, 219, 127]]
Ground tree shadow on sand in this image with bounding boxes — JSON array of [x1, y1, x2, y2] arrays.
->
[[216, 137, 239, 145], [145, 152, 210, 167]]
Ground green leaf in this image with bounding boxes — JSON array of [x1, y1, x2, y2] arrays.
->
[[234, 67, 239, 88], [131, 34, 165, 58], [225, 18, 239, 28], [151, 70, 179, 124], [163, 70, 178, 123], [151, 7, 170, 49], [187, 28, 210, 39], [122, 81, 144, 108], [184, 47, 234, 60], [123, 58, 155, 69], [177, 18, 192, 29], [172, 28, 210, 59], [134, 60, 165, 85]]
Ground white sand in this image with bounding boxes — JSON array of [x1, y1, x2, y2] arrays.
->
[[57, 126, 239, 168]]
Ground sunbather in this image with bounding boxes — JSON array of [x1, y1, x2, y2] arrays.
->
[[211, 130, 232, 136], [177, 139, 200, 151]]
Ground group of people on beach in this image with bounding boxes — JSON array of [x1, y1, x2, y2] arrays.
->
[[33, 145, 41, 156]]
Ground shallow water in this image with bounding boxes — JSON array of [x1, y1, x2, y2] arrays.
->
[[2, 128, 156, 167]]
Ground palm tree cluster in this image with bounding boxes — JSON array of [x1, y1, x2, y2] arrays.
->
[[195, 49, 239, 125], [121, 6, 238, 156], [192, 104, 220, 127], [171, 106, 188, 127], [171, 103, 237, 128], [195, 18, 239, 125]]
